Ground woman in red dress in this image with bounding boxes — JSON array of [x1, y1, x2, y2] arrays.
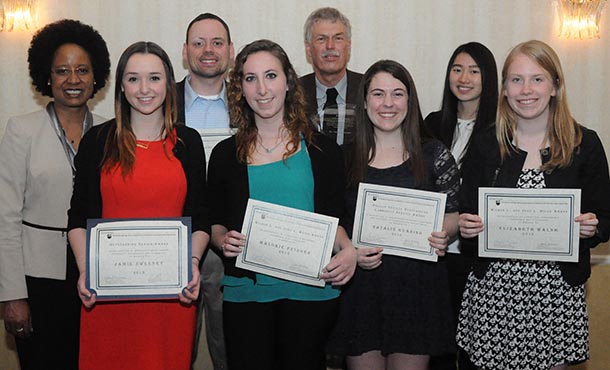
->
[[67, 41, 209, 370]]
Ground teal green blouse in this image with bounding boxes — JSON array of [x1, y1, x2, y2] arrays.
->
[[223, 141, 340, 302]]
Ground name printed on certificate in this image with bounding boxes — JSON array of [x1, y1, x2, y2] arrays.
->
[[236, 199, 338, 287], [352, 183, 447, 262], [479, 187, 581, 262], [86, 218, 192, 300]]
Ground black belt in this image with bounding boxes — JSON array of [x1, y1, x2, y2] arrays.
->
[[22, 220, 67, 233]]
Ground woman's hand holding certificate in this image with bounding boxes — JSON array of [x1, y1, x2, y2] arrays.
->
[[575, 212, 599, 238], [356, 247, 384, 270], [220, 230, 246, 258]]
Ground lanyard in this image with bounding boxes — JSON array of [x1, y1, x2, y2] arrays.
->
[[46, 102, 93, 177]]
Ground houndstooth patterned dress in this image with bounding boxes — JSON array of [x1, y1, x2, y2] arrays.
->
[[456, 169, 589, 370]]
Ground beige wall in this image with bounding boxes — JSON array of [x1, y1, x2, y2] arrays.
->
[[0, 0, 609, 146], [0, 0, 609, 368]]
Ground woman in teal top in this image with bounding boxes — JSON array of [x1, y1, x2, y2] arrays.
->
[[224, 137, 339, 303], [207, 39, 357, 370]]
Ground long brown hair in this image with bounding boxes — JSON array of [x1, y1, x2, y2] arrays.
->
[[348, 60, 427, 188], [228, 39, 313, 163], [497, 40, 581, 169], [103, 41, 178, 176]]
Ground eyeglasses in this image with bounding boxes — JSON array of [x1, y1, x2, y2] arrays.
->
[[51, 67, 92, 78]]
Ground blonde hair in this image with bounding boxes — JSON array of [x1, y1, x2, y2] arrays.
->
[[496, 40, 581, 169]]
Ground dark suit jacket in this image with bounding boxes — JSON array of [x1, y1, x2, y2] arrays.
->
[[176, 78, 188, 124], [300, 69, 363, 122]]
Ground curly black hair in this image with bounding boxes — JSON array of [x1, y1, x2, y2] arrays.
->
[[28, 19, 110, 98]]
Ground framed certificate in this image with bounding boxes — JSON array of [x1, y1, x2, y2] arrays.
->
[[479, 188, 581, 262], [86, 218, 192, 300], [352, 183, 447, 262], [236, 199, 338, 287]]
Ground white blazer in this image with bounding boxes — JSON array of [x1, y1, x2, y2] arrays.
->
[[0, 109, 105, 301]]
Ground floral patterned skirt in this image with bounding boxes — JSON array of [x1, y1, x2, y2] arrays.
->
[[457, 259, 588, 370]]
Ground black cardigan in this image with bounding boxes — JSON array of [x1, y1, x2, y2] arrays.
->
[[207, 132, 346, 279], [459, 124, 610, 286], [67, 120, 210, 235], [424, 110, 455, 150], [424, 110, 494, 169]]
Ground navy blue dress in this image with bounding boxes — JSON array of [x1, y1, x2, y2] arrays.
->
[[327, 140, 460, 356]]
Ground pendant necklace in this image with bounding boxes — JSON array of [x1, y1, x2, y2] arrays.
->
[[258, 134, 285, 154]]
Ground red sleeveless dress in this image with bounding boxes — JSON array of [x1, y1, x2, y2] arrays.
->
[[79, 139, 195, 370]]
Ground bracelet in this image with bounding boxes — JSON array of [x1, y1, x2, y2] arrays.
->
[[192, 256, 201, 264]]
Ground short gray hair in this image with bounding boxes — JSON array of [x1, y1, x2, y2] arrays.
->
[[303, 7, 352, 43]]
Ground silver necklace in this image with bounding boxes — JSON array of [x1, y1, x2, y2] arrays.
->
[[258, 134, 285, 153]]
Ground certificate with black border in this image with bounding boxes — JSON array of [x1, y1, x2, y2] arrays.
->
[[479, 188, 580, 262], [352, 183, 447, 262], [236, 199, 338, 287], [86, 218, 192, 300]]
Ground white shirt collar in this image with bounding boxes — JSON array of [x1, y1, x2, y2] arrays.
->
[[314, 72, 348, 103], [184, 75, 228, 111]]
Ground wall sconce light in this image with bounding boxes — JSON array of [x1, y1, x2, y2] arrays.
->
[[557, 0, 607, 39], [0, 0, 37, 32]]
